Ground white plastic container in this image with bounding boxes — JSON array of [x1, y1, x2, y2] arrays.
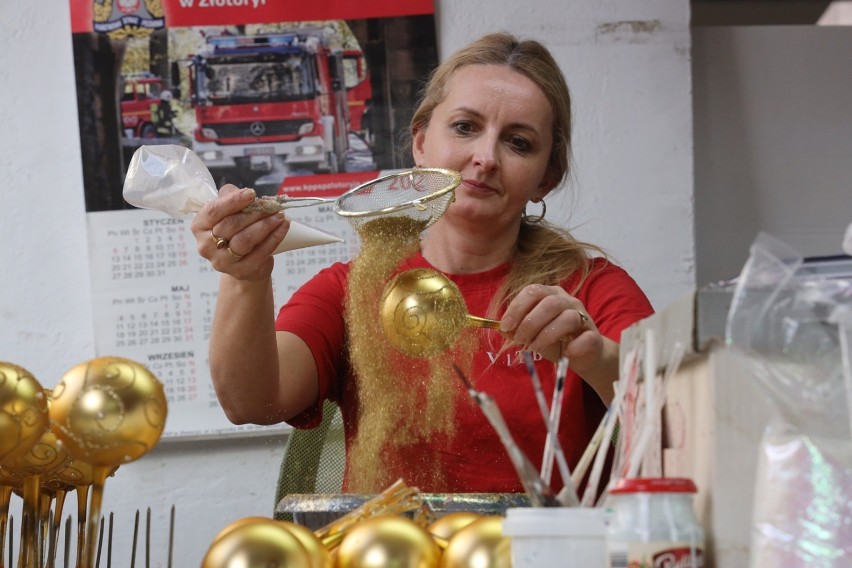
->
[[502, 507, 608, 567], [606, 477, 705, 568]]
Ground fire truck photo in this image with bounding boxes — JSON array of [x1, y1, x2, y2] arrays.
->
[[185, 30, 369, 182], [120, 72, 167, 139]]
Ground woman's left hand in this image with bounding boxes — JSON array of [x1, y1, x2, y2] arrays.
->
[[500, 284, 603, 373]]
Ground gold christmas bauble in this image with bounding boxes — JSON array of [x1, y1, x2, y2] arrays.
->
[[428, 512, 483, 541], [0, 466, 23, 489], [0, 362, 49, 468], [210, 517, 272, 543], [44, 458, 118, 492], [336, 514, 441, 568], [380, 268, 469, 358], [278, 521, 332, 568], [440, 516, 511, 568], [49, 357, 167, 467], [2, 429, 70, 479], [202, 517, 312, 568]]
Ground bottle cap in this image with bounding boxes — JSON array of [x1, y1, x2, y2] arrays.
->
[[609, 477, 698, 494]]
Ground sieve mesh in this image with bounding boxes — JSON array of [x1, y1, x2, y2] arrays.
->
[[334, 168, 460, 230], [245, 168, 460, 230]]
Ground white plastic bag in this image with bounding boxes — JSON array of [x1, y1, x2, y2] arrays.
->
[[122, 144, 342, 253], [727, 233, 852, 567]]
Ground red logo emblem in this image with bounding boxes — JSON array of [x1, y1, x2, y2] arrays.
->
[[652, 547, 704, 568]]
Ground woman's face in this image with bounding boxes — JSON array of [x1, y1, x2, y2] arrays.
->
[[413, 64, 555, 229]]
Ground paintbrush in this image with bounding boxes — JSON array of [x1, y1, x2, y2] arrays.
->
[[452, 364, 560, 507], [522, 353, 578, 506], [541, 356, 569, 482]]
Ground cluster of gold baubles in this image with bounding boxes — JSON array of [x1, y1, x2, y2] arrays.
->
[[0, 358, 168, 567], [0, 358, 168, 477], [203, 511, 511, 568]]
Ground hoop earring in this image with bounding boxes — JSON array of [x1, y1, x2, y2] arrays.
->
[[523, 200, 546, 224]]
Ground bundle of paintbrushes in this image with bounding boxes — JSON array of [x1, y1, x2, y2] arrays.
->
[[452, 330, 687, 510]]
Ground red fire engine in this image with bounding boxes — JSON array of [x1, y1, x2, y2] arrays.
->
[[121, 72, 166, 139], [187, 31, 370, 177]]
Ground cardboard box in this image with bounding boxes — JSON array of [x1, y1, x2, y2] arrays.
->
[[620, 288, 775, 568]]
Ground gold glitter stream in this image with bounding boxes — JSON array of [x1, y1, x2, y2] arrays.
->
[[344, 217, 476, 492]]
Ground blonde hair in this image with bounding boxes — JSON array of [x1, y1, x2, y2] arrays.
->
[[410, 32, 606, 316]]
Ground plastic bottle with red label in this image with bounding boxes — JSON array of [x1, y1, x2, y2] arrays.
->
[[606, 477, 705, 568]]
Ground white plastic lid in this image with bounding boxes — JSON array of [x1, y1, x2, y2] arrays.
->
[[502, 507, 607, 538]]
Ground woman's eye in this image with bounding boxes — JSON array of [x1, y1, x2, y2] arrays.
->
[[508, 136, 532, 153], [451, 121, 474, 135]]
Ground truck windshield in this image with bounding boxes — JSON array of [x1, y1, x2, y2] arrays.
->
[[200, 55, 314, 104]]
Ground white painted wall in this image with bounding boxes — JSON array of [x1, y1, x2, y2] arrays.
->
[[693, 26, 852, 285], [0, 0, 693, 565]]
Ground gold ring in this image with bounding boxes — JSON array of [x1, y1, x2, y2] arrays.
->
[[227, 247, 244, 260], [211, 230, 228, 249]]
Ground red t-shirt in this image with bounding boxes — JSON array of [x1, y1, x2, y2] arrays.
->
[[276, 253, 654, 493]]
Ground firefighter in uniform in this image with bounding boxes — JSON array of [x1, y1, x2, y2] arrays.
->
[[151, 90, 176, 137]]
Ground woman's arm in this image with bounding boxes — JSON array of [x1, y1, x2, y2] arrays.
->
[[191, 185, 321, 424], [208, 274, 320, 424]]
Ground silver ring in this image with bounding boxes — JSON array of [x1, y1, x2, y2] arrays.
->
[[578, 311, 589, 325]]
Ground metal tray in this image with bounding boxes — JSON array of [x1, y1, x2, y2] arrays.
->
[[276, 493, 530, 530]]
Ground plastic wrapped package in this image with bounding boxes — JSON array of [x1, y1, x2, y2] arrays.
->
[[725, 233, 852, 567], [122, 144, 342, 253]]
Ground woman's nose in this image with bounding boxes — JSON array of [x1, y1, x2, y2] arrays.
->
[[471, 137, 499, 170]]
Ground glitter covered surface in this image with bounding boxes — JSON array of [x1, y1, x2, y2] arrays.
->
[[751, 428, 852, 566], [277, 492, 529, 531]]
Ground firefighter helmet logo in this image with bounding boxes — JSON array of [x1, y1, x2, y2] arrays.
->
[[250, 121, 266, 137], [92, 0, 165, 40]]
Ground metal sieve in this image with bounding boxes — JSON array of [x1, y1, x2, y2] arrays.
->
[[245, 168, 461, 230]]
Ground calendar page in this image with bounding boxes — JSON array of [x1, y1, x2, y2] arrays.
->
[[86, 175, 376, 439], [70, 0, 437, 438]]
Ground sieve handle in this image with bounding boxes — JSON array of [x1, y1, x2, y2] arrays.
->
[[276, 196, 337, 208], [465, 314, 502, 330], [242, 195, 337, 213]]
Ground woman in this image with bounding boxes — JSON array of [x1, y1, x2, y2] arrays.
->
[[191, 33, 654, 494]]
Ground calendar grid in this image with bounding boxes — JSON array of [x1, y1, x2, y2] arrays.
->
[[86, 200, 361, 439]]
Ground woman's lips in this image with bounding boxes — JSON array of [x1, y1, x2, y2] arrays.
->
[[462, 179, 498, 194]]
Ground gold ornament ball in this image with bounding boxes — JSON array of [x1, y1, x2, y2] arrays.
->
[[2, 429, 70, 479], [0, 466, 23, 489], [336, 514, 441, 568], [440, 516, 511, 568], [45, 459, 117, 492], [202, 517, 312, 568], [380, 268, 468, 358], [0, 362, 49, 468], [277, 521, 332, 568], [211, 517, 272, 543], [428, 512, 482, 541], [49, 357, 167, 467]]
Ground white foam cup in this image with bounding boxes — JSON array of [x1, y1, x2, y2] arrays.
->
[[502, 507, 607, 567]]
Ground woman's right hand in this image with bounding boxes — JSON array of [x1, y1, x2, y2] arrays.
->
[[190, 185, 290, 281]]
